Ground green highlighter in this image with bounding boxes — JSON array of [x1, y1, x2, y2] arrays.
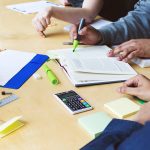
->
[[73, 18, 85, 52], [43, 64, 59, 85]]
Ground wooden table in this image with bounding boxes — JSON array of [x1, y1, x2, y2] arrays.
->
[[0, 0, 150, 150]]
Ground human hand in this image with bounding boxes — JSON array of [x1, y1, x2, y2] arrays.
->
[[32, 7, 53, 37], [134, 101, 150, 124], [59, 0, 70, 5], [70, 25, 102, 45], [108, 39, 150, 62], [117, 75, 150, 102]]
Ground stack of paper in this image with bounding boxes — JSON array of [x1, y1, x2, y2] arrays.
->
[[104, 98, 140, 118], [132, 58, 150, 68], [6, 1, 63, 14], [47, 46, 137, 87]]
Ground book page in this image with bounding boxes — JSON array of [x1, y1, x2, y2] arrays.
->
[[67, 57, 136, 75], [65, 65, 136, 82], [47, 46, 111, 61]]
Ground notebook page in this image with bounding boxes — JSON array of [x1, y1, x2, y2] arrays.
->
[[67, 57, 136, 75], [0, 50, 36, 85]]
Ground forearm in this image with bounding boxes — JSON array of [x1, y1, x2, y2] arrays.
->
[[98, 1, 150, 45], [51, 0, 103, 24], [51, 7, 95, 24]]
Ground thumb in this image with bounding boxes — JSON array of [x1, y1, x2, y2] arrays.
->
[[79, 26, 89, 36], [117, 86, 139, 96], [70, 25, 77, 40]]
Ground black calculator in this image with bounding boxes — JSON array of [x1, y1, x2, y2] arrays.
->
[[54, 90, 93, 114]]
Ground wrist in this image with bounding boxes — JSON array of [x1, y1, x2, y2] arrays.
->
[[47, 6, 53, 16]]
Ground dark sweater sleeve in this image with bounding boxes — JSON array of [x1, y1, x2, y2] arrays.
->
[[80, 119, 143, 150], [98, 0, 150, 45], [118, 122, 150, 150]]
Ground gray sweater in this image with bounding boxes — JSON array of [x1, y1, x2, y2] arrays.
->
[[99, 0, 150, 45]]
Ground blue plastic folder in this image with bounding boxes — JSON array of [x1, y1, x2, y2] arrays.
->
[[1, 53, 49, 89]]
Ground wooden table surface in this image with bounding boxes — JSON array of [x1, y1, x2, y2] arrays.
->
[[0, 0, 150, 150]]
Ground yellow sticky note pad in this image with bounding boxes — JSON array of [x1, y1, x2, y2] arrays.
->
[[104, 98, 140, 119], [0, 116, 24, 138]]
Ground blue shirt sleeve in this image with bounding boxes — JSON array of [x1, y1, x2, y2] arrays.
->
[[80, 119, 143, 150], [98, 0, 150, 45]]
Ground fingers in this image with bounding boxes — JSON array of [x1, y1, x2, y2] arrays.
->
[[70, 25, 78, 41], [107, 40, 139, 62], [32, 8, 52, 37], [33, 18, 46, 37], [117, 86, 140, 96], [79, 26, 94, 36]]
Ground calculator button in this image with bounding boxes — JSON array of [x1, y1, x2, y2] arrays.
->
[[83, 102, 88, 106], [85, 104, 91, 108], [62, 98, 67, 102], [80, 100, 85, 103]]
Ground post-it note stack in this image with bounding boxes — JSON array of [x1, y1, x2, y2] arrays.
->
[[0, 116, 24, 138], [78, 112, 112, 138], [104, 98, 140, 119]]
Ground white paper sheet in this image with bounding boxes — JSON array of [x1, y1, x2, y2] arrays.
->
[[64, 19, 112, 32], [0, 50, 36, 86], [6, 1, 63, 14]]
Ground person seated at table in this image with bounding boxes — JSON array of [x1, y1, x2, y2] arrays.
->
[[107, 39, 150, 62], [32, 0, 138, 37], [81, 74, 150, 150], [70, 0, 150, 46]]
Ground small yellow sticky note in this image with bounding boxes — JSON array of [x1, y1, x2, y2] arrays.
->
[[0, 116, 24, 138], [104, 98, 140, 119]]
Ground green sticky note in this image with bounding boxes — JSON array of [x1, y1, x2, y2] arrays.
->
[[78, 112, 112, 138]]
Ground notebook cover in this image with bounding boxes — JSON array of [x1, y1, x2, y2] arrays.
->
[[3, 54, 49, 89]]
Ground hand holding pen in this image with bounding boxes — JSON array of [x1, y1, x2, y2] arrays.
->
[[72, 18, 85, 52], [70, 20, 102, 49]]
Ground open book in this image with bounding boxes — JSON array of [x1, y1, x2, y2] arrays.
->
[[47, 46, 137, 87]]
